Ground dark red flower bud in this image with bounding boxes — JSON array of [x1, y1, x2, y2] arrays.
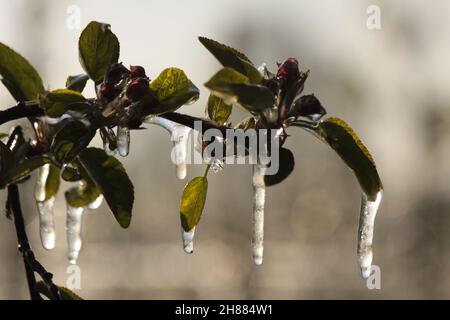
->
[[262, 77, 280, 95], [106, 63, 130, 84], [290, 94, 327, 121], [130, 65, 146, 79], [99, 82, 119, 102], [126, 77, 149, 101], [276, 57, 300, 84]]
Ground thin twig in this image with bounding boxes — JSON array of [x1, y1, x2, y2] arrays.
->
[[0, 101, 43, 126]]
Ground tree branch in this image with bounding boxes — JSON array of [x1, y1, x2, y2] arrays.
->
[[5, 128, 60, 300], [0, 101, 43, 126]]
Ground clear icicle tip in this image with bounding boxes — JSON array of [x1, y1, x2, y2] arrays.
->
[[66, 206, 84, 265], [37, 196, 56, 250], [181, 227, 195, 254], [87, 194, 104, 210], [116, 126, 130, 157], [357, 190, 383, 279]]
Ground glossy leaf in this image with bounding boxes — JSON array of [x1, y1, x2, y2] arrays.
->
[[198, 37, 262, 83], [78, 148, 134, 228], [316, 117, 383, 200], [149, 67, 200, 114], [0, 42, 44, 101], [43, 165, 61, 201], [66, 74, 89, 92], [61, 165, 82, 182], [65, 171, 101, 208], [78, 21, 120, 82], [205, 67, 274, 112], [36, 281, 83, 300], [206, 94, 232, 125], [180, 176, 208, 231], [39, 89, 89, 118], [264, 148, 295, 186], [0, 155, 51, 188], [51, 120, 96, 165]]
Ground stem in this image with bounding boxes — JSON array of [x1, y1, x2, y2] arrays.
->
[[7, 184, 61, 300], [0, 101, 43, 126]]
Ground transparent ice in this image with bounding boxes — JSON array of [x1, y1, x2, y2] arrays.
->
[[181, 226, 195, 254], [116, 126, 130, 157]]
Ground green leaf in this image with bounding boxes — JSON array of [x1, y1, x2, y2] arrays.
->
[[198, 37, 262, 83], [78, 148, 134, 227], [78, 21, 120, 82], [51, 120, 96, 165], [66, 74, 89, 92], [36, 281, 83, 300], [234, 116, 256, 131], [149, 67, 200, 114], [206, 94, 232, 125], [65, 171, 101, 208], [0, 155, 51, 188], [39, 89, 89, 118], [180, 176, 208, 231], [0, 42, 44, 101], [264, 148, 295, 186], [61, 165, 82, 182], [316, 117, 383, 200], [205, 68, 274, 112]]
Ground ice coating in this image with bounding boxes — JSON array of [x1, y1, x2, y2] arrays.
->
[[357, 191, 383, 279], [37, 196, 56, 250], [252, 164, 266, 266], [116, 126, 130, 157], [66, 205, 84, 264], [181, 226, 195, 254], [145, 116, 192, 180], [34, 164, 50, 202], [87, 194, 104, 210]]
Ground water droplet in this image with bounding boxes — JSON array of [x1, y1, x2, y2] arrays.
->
[[357, 191, 382, 279], [116, 126, 130, 157], [252, 164, 265, 266], [181, 227, 195, 254], [37, 196, 56, 250], [87, 194, 103, 210], [66, 205, 84, 265], [34, 164, 50, 202], [211, 159, 224, 173]]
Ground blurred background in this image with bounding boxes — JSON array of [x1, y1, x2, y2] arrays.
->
[[1, 0, 450, 299]]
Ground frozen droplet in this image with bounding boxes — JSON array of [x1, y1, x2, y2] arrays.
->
[[116, 126, 130, 157], [103, 140, 117, 156], [181, 227, 195, 254], [145, 116, 191, 180], [357, 191, 383, 279], [34, 164, 50, 202], [211, 159, 224, 173], [252, 164, 265, 266], [87, 194, 104, 210], [66, 205, 84, 265], [37, 196, 56, 250]]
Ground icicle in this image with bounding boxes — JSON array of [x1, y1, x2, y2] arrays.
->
[[181, 226, 195, 254], [87, 194, 104, 210], [145, 116, 191, 180], [34, 164, 56, 250], [252, 164, 265, 266], [66, 205, 84, 264], [116, 126, 130, 157], [34, 164, 50, 202], [357, 191, 383, 279], [37, 197, 56, 250]]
